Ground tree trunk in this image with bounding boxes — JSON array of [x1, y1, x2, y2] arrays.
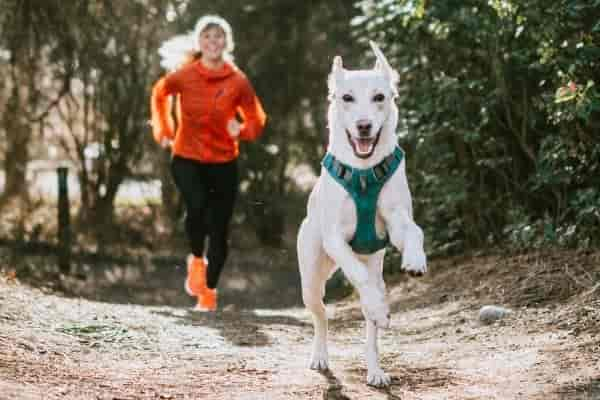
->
[[451, 133, 483, 246], [0, 98, 30, 206]]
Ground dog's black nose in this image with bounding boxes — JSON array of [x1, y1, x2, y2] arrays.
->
[[356, 120, 372, 137]]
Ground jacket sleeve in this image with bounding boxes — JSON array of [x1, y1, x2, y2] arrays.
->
[[150, 75, 179, 144], [237, 79, 267, 141]]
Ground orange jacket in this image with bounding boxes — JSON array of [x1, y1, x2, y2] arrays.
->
[[151, 60, 267, 163]]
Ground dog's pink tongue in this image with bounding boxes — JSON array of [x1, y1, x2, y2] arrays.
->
[[358, 139, 372, 153]]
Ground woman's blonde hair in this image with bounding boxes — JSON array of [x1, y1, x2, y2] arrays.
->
[[158, 15, 235, 71]]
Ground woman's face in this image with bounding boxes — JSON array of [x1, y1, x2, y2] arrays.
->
[[198, 26, 226, 62]]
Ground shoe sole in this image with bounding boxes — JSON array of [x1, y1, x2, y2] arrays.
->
[[192, 304, 215, 312]]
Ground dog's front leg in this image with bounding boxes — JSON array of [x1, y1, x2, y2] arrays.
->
[[382, 162, 427, 275], [322, 235, 390, 328], [322, 234, 368, 287], [387, 207, 427, 275]]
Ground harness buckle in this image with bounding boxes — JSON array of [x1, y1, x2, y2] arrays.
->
[[373, 165, 386, 180], [373, 158, 391, 181], [342, 168, 352, 182], [332, 159, 352, 182]]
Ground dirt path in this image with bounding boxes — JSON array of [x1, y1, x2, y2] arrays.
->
[[1, 250, 599, 399]]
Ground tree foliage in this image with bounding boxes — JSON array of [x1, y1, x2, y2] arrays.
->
[[355, 0, 600, 252], [53, 2, 166, 233], [0, 0, 75, 204]]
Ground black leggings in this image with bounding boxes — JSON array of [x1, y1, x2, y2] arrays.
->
[[171, 156, 238, 289]]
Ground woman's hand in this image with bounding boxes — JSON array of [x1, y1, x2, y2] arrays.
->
[[227, 119, 241, 138], [160, 137, 172, 148]]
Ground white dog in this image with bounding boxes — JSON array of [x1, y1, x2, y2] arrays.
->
[[297, 42, 427, 387]]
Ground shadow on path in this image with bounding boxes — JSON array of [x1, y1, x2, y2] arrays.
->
[[152, 306, 311, 348], [12, 246, 304, 311], [320, 369, 351, 400], [552, 377, 600, 399]]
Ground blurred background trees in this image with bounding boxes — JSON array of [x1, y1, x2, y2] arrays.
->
[[0, 1, 74, 207], [355, 0, 600, 252], [0, 0, 598, 260]]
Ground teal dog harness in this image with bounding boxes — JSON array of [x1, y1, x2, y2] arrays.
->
[[322, 146, 405, 254]]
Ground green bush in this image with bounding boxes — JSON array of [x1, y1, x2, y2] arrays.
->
[[354, 0, 600, 252]]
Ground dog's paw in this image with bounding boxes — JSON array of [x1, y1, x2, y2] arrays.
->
[[404, 264, 426, 277], [367, 369, 391, 387], [401, 248, 427, 276], [309, 354, 329, 371]]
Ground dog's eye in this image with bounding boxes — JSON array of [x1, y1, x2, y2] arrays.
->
[[341, 94, 355, 103], [373, 93, 385, 103]]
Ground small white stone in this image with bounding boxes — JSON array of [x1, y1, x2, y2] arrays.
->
[[479, 305, 512, 325]]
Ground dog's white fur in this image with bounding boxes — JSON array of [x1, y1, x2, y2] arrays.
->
[[297, 42, 427, 387]]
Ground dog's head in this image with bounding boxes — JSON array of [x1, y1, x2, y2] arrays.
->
[[328, 42, 399, 163]]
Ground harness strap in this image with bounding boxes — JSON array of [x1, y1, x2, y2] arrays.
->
[[322, 146, 405, 254]]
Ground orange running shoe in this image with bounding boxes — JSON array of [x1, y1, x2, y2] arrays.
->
[[194, 288, 217, 312], [184, 254, 207, 296]]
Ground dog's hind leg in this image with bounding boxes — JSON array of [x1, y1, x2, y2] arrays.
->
[[298, 218, 335, 371]]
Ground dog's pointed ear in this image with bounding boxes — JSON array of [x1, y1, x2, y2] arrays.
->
[[332, 55, 343, 72], [370, 41, 399, 94], [328, 55, 344, 100], [370, 41, 391, 74]]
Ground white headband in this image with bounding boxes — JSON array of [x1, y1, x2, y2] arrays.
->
[[193, 15, 235, 55]]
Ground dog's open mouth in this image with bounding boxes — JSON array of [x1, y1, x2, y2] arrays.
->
[[346, 128, 382, 159]]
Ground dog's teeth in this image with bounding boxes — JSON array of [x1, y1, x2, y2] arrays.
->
[[357, 139, 373, 154]]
